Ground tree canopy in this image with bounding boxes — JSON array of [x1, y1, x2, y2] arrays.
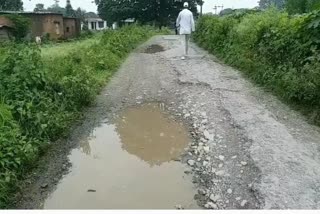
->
[[95, 0, 199, 27], [0, 0, 23, 11], [286, 0, 320, 14], [259, 0, 286, 9]]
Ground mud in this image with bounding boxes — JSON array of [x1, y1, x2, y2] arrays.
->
[[143, 44, 165, 54]]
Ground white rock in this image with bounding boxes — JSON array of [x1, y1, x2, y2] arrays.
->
[[205, 156, 211, 161], [219, 155, 225, 161], [187, 160, 195, 166], [201, 119, 208, 124], [206, 202, 217, 209], [241, 200, 248, 207], [210, 194, 220, 202], [199, 142, 204, 146], [236, 197, 241, 201], [203, 161, 209, 167], [203, 146, 210, 153], [203, 130, 214, 141], [197, 158, 201, 161], [232, 156, 237, 159], [198, 189, 206, 195], [215, 170, 225, 176], [175, 204, 183, 209], [218, 163, 223, 168], [184, 113, 191, 118], [227, 189, 233, 194], [211, 168, 216, 173], [241, 161, 248, 166]]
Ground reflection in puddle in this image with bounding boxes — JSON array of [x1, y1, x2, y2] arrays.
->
[[44, 104, 198, 209], [116, 103, 189, 166]]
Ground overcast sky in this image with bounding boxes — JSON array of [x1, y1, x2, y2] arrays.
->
[[23, 0, 259, 13]]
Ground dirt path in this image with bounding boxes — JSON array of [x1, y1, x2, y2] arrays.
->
[[14, 35, 320, 209]]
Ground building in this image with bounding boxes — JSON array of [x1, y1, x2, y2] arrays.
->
[[0, 11, 80, 40], [84, 17, 107, 31]]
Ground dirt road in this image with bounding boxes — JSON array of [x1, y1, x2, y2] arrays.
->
[[14, 36, 320, 209]]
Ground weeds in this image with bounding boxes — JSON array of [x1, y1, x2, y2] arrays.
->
[[0, 25, 154, 208]]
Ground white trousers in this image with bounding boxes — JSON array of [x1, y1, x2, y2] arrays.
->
[[182, 34, 190, 55]]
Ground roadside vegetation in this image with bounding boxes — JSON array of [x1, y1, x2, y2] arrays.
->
[[0, 25, 155, 208], [193, 9, 320, 125]]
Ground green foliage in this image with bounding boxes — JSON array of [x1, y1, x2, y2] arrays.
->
[[4, 15, 30, 41], [286, 0, 320, 14], [0, 26, 154, 208], [259, 0, 286, 9], [95, 0, 198, 27], [194, 9, 320, 124], [0, 0, 23, 11]]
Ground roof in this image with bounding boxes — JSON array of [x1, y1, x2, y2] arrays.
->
[[85, 17, 104, 21], [0, 11, 63, 16]]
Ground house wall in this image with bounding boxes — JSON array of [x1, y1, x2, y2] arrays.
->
[[63, 18, 81, 39], [42, 14, 64, 40], [22, 14, 64, 40]]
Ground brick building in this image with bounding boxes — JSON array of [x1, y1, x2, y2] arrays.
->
[[0, 11, 80, 40]]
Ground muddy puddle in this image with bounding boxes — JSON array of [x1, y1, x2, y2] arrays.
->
[[144, 44, 165, 54], [44, 103, 198, 209]]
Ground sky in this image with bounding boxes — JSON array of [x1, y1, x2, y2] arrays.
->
[[23, 0, 259, 13]]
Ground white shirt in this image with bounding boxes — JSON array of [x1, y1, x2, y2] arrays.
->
[[176, 9, 195, 35]]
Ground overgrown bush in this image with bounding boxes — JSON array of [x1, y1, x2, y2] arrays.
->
[[0, 25, 154, 207], [193, 9, 320, 124], [3, 15, 31, 41]]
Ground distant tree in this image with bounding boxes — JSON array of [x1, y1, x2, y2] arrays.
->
[[259, 0, 285, 9], [47, 3, 66, 15], [286, 0, 307, 14], [65, 0, 75, 17], [308, 0, 320, 11], [0, 0, 23, 11], [34, 3, 46, 12], [74, 7, 86, 22], [95, 0, 198, 28], [85, 12, 99, 18], [285, 0, 320, 14], [219, 8, 233, 16]]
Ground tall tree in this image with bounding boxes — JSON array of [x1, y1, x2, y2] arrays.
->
[[259, 0, 285, 9], [34, 3, 46, 12], [47, 2, 66, 14], [74, 7, 87, 22], [0, 0, 23, 11], [95, 0, 198, 27], [65, 0, 75, 17], [285, 0, 320, 14], [286, 0, 307, 14]]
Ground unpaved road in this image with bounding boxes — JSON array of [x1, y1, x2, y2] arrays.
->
[[13, 35, 320, 209]]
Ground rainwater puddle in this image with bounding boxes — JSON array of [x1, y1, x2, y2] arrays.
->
[[44, 103, 198, 209]]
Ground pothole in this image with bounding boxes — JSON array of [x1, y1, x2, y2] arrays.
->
[[144, 44, 165, 54], [43, 103, 198, 209]]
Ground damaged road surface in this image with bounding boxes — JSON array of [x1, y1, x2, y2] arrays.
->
[[14, 36, 320, 209]]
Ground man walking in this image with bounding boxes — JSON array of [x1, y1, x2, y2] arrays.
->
[[176, 2, 195, 60]]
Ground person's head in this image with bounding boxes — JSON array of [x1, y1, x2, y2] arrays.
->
[[183, 2, 189, 8]]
